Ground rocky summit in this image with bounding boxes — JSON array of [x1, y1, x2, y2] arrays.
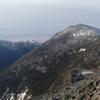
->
[[0, 24, 100, 100]]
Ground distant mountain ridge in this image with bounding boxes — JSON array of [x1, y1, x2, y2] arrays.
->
[[0, 40, 40, 68]]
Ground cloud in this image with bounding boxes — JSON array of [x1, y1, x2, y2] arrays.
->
[[0, 0, 100, 9]]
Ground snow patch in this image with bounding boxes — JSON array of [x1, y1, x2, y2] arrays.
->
[[26, 95, 32, 99], [79, 48, 86, 52], [78, 31, 87, 36], [8, 87, 32, 100], [17, 89, 28, 100], [82, 71, 95, 75], [77, 30, 94, 37], [9, 93, 15, 100], [73, 34, 76, 37]]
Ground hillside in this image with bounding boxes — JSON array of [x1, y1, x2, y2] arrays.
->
[[0, 24, 100, 100]]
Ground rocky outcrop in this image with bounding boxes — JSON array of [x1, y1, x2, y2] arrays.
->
[[33, 71, 100, 100]]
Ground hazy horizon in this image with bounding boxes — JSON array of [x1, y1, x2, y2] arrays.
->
[[0, 0, 100, 42]]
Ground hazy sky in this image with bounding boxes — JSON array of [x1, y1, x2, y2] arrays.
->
[[0, 0, 100, 42]]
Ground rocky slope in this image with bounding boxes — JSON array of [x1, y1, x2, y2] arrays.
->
[[0, 24, 100, 100]]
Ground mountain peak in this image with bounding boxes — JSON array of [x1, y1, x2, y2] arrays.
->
[[71, 24, 94, 27], [0, 24, 100, 100], [54, 24, 100, 40], [68, 24, 99, 29]]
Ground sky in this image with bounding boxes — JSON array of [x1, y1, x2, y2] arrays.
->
[[0, 0, 100, 42]]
